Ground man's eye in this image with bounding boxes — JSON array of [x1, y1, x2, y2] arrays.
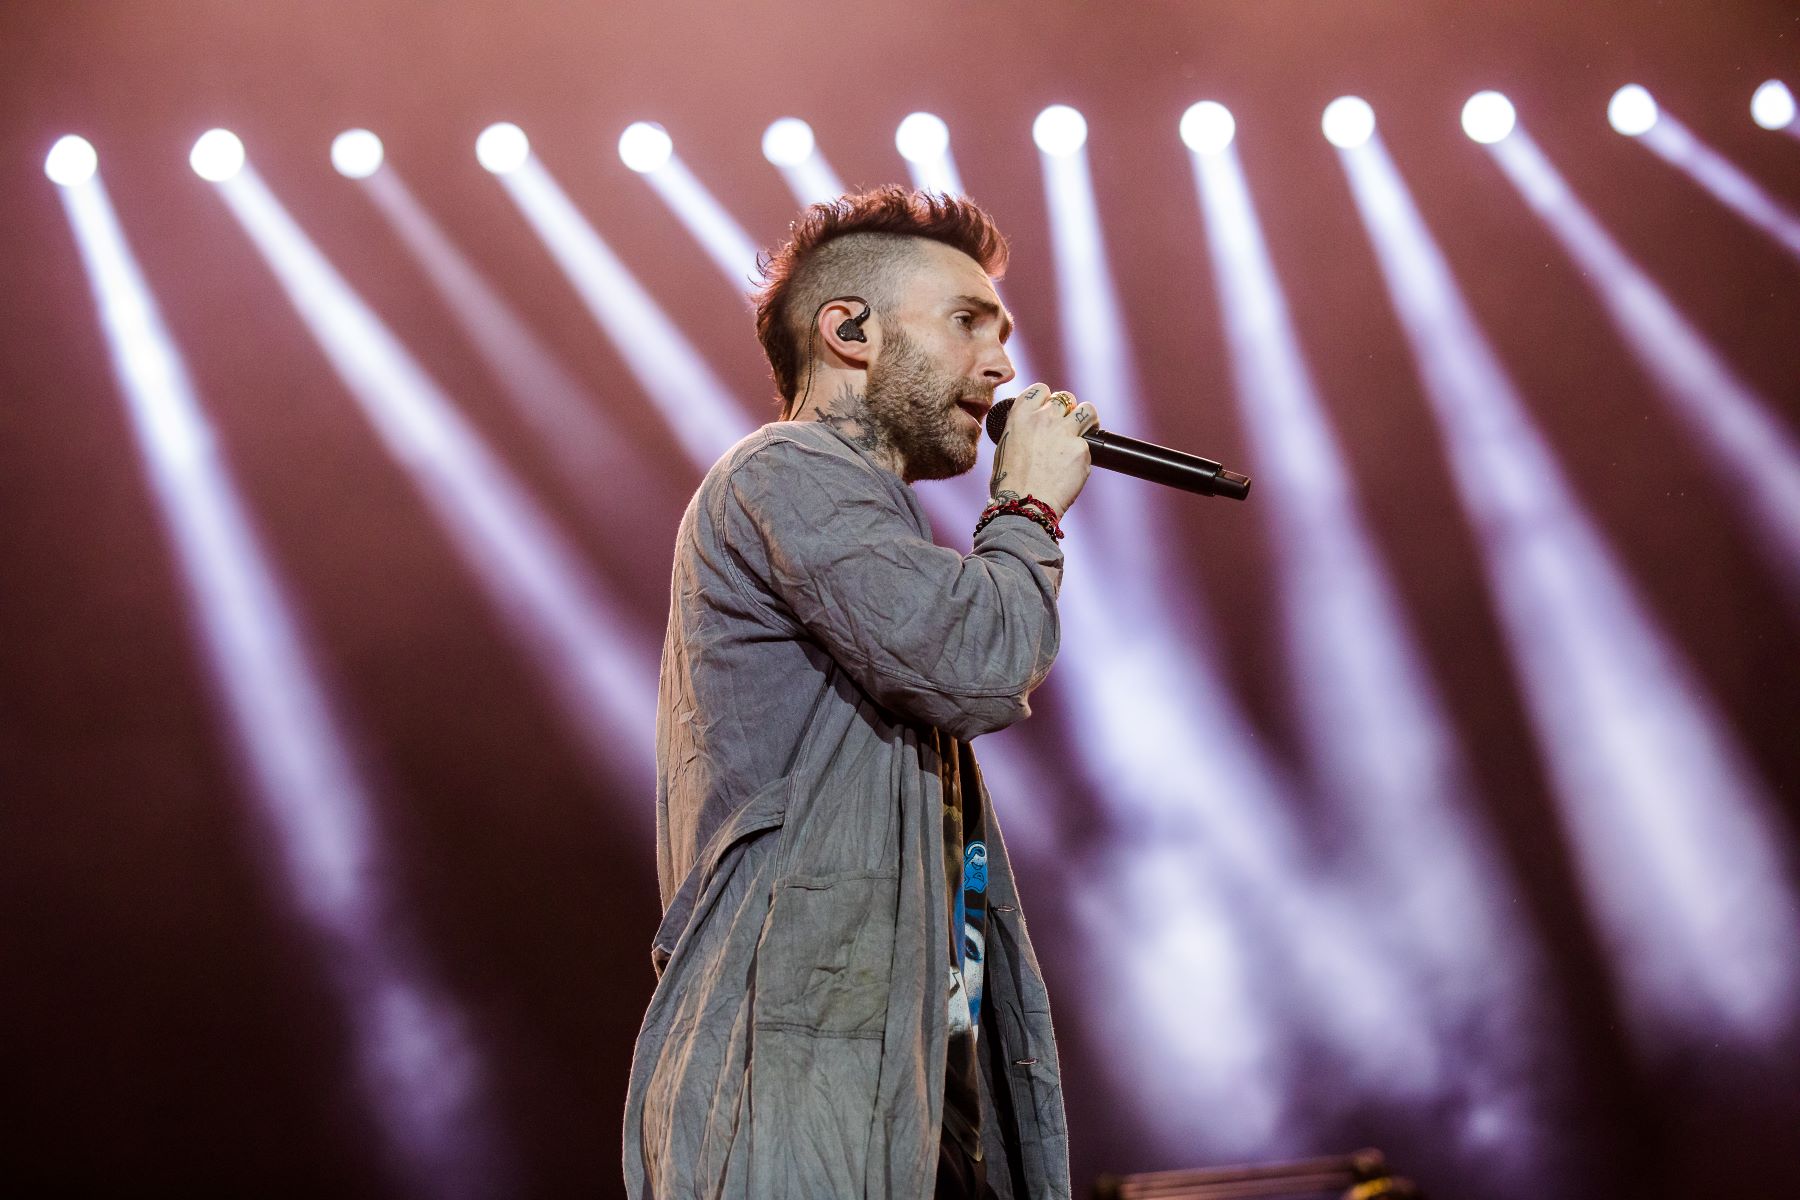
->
[[954, 312, 974, 328]]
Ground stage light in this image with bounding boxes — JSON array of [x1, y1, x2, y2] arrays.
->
[[1179, 101, 1236, 154], [1608, 84, 1658, 136], [766, 120, 846, 206], [1752, 80, 1796, 131], [44, 134, 97, 186], [1322, 97, 1375, 149], [1033, 104, 1088, 156], [475, 122, 529, 175], [330, 129, 384, 179], [1461, 91, 1516, 144], [189, 128, 245, 182], [895, 111, 949, 164], [761, 117, 815, 167], [619, 121, 673, 173]]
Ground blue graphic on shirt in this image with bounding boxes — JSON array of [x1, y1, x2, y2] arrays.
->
[[959, 841, 988, 1030]]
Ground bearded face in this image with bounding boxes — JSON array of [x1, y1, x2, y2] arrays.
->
[[861, 327, 991, 482]]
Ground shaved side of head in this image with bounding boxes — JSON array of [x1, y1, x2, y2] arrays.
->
[[753, 186, 1009, 416]]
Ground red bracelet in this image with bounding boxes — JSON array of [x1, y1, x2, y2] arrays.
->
[[974, 494, 1065, 541]]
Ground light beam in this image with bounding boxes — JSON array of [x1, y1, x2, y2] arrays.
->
[[210, 163, 658, 799], [627, 129, 766, 295], [1036, 121, 1182, 588], [1632, 109, 1800, 263], [1189, 137, 1551, 1177], [59, 166, 505, 1196], [1341, 132, 1800, 1050], [357, 166, 659, 523], [1492, 130, 1800, 604], [493, 154, 752, 469]]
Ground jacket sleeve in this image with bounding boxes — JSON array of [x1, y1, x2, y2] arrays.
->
[[719, 437, 1064, 740]]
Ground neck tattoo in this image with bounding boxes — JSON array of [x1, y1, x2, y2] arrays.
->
[[813, 381, 895, 463]]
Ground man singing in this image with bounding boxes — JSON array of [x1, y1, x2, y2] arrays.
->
[[624, 186, 1099, 1199]]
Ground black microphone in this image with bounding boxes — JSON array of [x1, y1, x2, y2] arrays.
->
[[985, 397, 1252, 501]]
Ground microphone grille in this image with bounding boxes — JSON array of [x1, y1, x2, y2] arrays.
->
[[984, 396, 1015, 444]]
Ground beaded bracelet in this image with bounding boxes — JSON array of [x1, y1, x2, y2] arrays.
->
[[974, 494, 1065, 541]]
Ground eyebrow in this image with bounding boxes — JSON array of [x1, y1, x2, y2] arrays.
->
[[951, 294, 1014, 343]]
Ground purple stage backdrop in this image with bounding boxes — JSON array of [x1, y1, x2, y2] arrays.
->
[[4, 2, 1798, 1197]]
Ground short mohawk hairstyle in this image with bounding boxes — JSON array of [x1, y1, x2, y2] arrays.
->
[[753, 186, 1009, 413]]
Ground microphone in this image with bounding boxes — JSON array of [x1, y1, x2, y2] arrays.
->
[[985, 397, 1252, 501]]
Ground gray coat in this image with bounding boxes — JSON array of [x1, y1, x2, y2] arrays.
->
[[624, 420, 1073, 1199]]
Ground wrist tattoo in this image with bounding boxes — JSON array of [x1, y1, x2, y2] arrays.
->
[[988, 450, 1010, 498]]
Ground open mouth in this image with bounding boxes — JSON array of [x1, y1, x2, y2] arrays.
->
[[955, 399, 990, 427]]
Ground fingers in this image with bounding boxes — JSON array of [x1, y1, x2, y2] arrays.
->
[[1048, 389, 1099, 434], [1011, 383, 1099, 432]]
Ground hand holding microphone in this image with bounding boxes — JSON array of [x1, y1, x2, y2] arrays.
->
[[985, 384, 1102, 516], [986, 387, 1251, 501]]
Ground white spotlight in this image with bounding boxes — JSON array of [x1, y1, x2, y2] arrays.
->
[[1461, 91, 1517, 144], [330, 129, 384, 179], [619, 122, 673, 174], [1322, 97, 1376, 149], [895, 112, 950, 164], [475, 122, 529, 175], [1608, 84, 1659, 137], [761, 117, 815, 167], [190, 129, 246, 182], [1033, 105, 1089, 156], [45, 134, 98, 186], [1180, 101, 1236, 155], [1751, 80, 1797, 131]]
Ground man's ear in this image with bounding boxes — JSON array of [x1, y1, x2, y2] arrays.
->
[[819, 298, 878, 367]]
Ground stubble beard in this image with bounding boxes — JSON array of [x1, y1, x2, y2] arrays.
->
[[863, 328, 987, 482]]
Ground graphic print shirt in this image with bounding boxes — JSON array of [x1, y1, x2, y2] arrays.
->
[[941, 735, 989, 1164]]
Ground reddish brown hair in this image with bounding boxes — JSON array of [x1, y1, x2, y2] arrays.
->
[[753, 186, 1009, 413]]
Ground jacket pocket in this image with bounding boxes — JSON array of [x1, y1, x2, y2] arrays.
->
[[752, 868, 899, 1037], [651, 775, 793, 976]]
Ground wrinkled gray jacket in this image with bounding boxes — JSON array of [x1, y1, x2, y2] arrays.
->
[[624, 420, 1073, 1199]]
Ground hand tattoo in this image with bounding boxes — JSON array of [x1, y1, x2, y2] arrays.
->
[[988, 438, 1011, 499]]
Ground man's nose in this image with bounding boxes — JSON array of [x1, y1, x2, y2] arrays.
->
[[981, 346, 1016, 387]]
